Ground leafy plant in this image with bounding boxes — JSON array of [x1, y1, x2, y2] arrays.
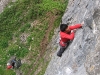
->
[[0, 0, 68, 75]]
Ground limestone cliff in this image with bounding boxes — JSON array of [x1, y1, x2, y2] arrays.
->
[[0, 0, 15, 13], [0, 0, 9, 13], [44, 0, 100, 75]]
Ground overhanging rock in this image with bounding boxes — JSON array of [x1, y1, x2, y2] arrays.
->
[[44, 0, 100, 75]]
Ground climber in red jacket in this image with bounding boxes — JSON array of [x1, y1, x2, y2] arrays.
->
[[57, 22, 84, 57]]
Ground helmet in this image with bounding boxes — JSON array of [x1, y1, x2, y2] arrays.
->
[[7, 63, 10, 66], [7, 63, 12, 69]]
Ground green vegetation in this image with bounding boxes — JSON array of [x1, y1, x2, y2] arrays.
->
[[0, 0, 68, 75]]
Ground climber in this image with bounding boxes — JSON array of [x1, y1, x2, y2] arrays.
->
[[57, 22, 84, 57], [7, 56, 21, 69]]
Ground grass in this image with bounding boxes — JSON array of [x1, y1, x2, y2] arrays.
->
[[0, 0, 68, 75]]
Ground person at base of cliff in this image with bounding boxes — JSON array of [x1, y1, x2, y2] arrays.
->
[[7, 56, 21, 69], [57, 22, 84, 57]]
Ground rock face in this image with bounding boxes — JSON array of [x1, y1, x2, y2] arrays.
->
[[0, 0, 10, 13], [0, 0, 16, 13], [44, 0, 100, 75]]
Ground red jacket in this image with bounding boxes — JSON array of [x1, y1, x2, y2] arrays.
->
[[60, 24, 82, 47]]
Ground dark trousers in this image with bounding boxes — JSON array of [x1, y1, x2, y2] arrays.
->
[[57, 41, 70, 57], [57, 46, 66, 57]]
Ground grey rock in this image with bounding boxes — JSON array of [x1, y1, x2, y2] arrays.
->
[[0, 0, 10, 13], [44, 0, 100, 75], [0, 0, 16, 13]]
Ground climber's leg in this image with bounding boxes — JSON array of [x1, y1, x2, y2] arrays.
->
[[57, 47, 66, 57], [57, 41, 71, 57]]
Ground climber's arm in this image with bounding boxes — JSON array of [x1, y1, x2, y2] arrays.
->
[[69, 24, 82, 30]]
